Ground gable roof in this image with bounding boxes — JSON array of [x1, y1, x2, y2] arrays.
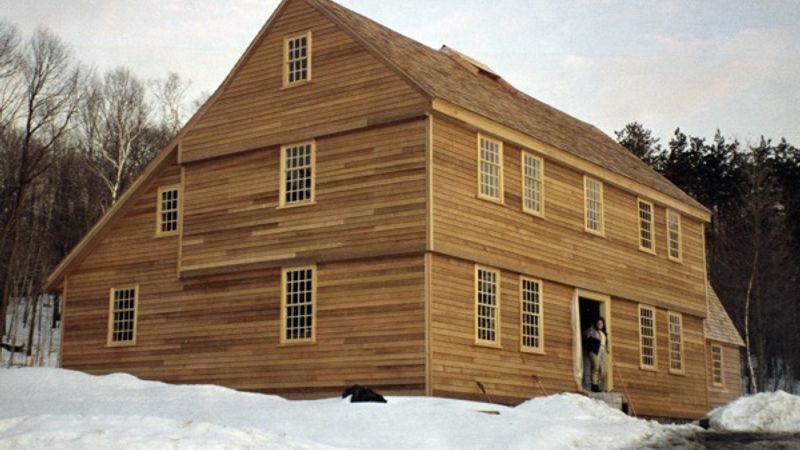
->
[[705, 284, 745, 347], [307, 0, 708, 215]]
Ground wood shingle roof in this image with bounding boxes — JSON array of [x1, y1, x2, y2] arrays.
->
[[705, 284, 745, 347]]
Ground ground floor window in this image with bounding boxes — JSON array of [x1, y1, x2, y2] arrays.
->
[[711, 344, 724, 386], [639, 305, 656, 369], [108, 286, 138, 345], [281, 266, 316, 343], [475, 266, 500, 345]]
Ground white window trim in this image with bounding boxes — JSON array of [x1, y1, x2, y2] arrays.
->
[[521, 151, 545, 217], [474, 265, 501, 347], [637, 198, 656, 254], [667, 209, 683, 262], [106, 285, 139, 347], [278, 141, 316, 209], [519, 276, 544, 354], [280, 265, 317, 345], [638, 304, 657, 370], [155, 185, 180, 237], [283, 31, 312, 87], [668, 311, 685, 375], [476, 134, 504, 204], [583, 176, 605, 236]]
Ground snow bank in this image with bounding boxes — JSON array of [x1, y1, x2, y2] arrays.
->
[[707, 391, 800, 432], [0, 368, 678, 449]]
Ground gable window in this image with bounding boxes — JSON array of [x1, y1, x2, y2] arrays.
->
[[522, 152, 543, 216], [156, 186, 180, 235], [477, 134, 503, 202], [520, 277, 543, 352], [284, 32, 311, 86], [475, 266, 500, 346], [711, 344, 724, 386], [639, 304, 656, 369], [281, 266, 316, 343], [667, 210, 682, 261], [107, 286, 138, 346], [280, 142, 315, 207], [668, 312, 684, 373], [584, 177, 604, 234], [638, 199, 654, 252]]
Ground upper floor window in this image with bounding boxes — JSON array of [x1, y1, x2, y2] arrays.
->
[[478, 134, 503, 202], [584, 176, 604, 234], [667, 210, 682, 261], [281, 266, 316, 343], [280, 142, 315, 207], [108, 286, 138, 346], [522, 152, 543, 216], [668, 311, 684, 373], [284, 32, 311, 86], [711, 344, 724, 386], [156, 186, 179, 236], [520, 277, 543, 352], [475, 266, 500, 346], [639, 304, 656, 369], [638, 199, 655, 252]]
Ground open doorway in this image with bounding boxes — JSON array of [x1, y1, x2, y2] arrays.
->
[[579, 297, 603, 391], [574, 290, 613, 392]]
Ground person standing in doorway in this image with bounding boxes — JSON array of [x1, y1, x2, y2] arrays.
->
[[584, 317, 609, 392]]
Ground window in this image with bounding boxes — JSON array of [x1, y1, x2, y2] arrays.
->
[[667, 210, 682, 261], [107, 286, 138, 346], [280, 142, 315, 207], [522, 152, 543, 216], [638, 199, 655, 252], [639, 305, 656, 369], [478, 135, 503, 202], [520, 277, 543, 352], [475, 266, 500, 345], [156, 186, 179, 235], [284, 32, 311, 86], [281, 267, 316, 343], [584, 176, 604, 234], [711, 344, 724, 386], [668, 312, 684, 373]]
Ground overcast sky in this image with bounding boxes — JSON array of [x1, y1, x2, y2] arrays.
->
[[2, 0, 799, 145]]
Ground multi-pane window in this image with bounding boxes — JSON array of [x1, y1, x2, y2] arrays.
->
[[281, 267, 315, 343], [284, 32, 310, 85], [638, 199, 654, 252], [520, 277, 542, 352], [584, 177, 604, 234], [475, 267, 500, 345], [639, 305, 656, 369], [478, 135, 503, 201], [667, 210, 682, 261], [108, 287, 137, 345], [668, 312, 684, 373], [522, 153, 543, 216], [280, 142, 315, 206], [157, 186, 179, 235], [711, 345, 724, 386]]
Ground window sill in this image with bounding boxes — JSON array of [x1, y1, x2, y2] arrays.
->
[[277, 200, 317, 210], [155, 231, 179, 238], [279, 339, 317, 347], [474, 341, 502, 349], [520, 347, 545, 355], [638, 246, 656, 255], [584, 228, 606, 239], [105, 342, 136, 348], [522, 208, 545, 219], [281, 80, 313, 90], [475, 194, 504, 206], [669, 369, 686, 376], [639, 365, 658, 372], [668, 256, 683, 264]]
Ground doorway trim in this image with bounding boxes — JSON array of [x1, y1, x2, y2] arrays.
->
[[573, 289, 613, 391]]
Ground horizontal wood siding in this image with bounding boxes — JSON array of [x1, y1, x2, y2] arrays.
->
[[180, 0, 428, 162], [431, 117, 707, 316], [180, 119, 427, 275], [429, 254, 577, 405], [611, 300, 708, 419], [707, 342, 742, 408], [63, 166, 426, 395]]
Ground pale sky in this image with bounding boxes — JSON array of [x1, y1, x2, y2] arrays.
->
[[2, 0, 799, 145]]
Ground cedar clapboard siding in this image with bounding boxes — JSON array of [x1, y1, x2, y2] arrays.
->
[[180, 119, 427, 276], [431, 116, 707, 317], [180, 0, 428, 163], [610, 301, 708, 419], [62, 160, 426, 395], [707, 342, 742, 408], [429, 254, 577, 405]]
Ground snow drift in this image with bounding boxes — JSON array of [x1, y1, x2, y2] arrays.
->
[[707, 390, 800, 432]]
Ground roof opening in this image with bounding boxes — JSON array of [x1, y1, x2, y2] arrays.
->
[[440, 45, 517, 93]]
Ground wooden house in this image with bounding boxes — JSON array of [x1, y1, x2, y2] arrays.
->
[[44, 0, 744, 420]]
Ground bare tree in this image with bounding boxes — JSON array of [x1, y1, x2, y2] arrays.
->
[[151, 72, 190, 136]]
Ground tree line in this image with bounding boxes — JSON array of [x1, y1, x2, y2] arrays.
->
[[0, 21, 197, 361], [617, 122, 800, 393]]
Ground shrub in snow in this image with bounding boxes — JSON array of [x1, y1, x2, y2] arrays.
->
[[707, 391, 800, 432], [341, 385, 387, 403]]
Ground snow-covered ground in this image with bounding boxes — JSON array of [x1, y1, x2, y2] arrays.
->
[[707, 390, 800, 432], [0, 368, 687, 450]]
